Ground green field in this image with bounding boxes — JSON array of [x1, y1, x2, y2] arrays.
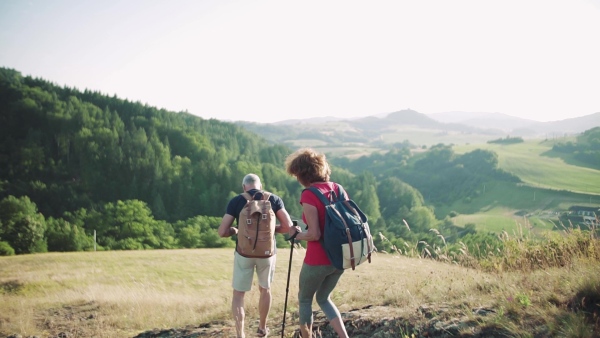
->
[[450, 206, 556, 234], [287, 135, 599, 235], [435, 139, 600, 233], [453, 140, 600, 195], [435, 180, 596, 233]]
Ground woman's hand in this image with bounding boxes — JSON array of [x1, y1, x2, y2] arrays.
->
[[289, 225, 302, 239]]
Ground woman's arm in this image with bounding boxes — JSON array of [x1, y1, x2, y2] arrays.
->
[[294, 203, 321, 241]]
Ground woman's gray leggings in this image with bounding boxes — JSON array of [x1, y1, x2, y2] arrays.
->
[[298, 263, 344, 325]]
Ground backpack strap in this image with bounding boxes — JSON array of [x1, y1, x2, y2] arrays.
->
[[335, 184, 348, 201], [306, 186, 331, 206], [306, 184, 345, 204], [260, 191, 271, 220], [241, 192, 254, 225]]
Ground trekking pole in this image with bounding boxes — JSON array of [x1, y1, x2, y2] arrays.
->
[[282, 221, 299, 338]]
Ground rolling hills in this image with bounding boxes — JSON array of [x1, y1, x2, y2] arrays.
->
[[240, 110, 600, 233]]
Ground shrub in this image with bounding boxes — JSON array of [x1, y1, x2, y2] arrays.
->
[[0, 195, 47, 254], [0, 241, 15, 256]]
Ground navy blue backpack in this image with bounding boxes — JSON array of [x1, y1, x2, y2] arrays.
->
[[307, 184, 374, 270]]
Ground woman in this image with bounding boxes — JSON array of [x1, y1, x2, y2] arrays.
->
[[285, 148, 349, 338]]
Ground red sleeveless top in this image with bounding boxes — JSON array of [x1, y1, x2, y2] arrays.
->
[[300, 182, 340, 266]]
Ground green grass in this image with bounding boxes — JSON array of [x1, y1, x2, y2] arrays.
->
[[441, 139, 600, 233], [435, 180, 596, 234], [450, 208, 555, 234], [453, 140, 600, 195], [451, 207, 530, 233], [437, 181, 596, 214]]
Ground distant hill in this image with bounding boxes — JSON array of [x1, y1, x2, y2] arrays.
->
[[273, 116, 349, 125], [239, 109, 508, 150], [515, 112, 600, 137], [428, 111, 505, 123], [428, 112, 537, 132], [428, 111, 600, 137], [242, 110, 600, 149]]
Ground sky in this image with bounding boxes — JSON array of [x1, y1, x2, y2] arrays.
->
[[1, 0, 599, 124]]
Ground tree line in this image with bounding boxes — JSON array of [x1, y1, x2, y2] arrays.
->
[[552, 127, 600, 169], [0, 67, 307, 253], [1, 67, 511, 257]]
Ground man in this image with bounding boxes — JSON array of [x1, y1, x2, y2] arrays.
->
[[218, 173, 293, 338]]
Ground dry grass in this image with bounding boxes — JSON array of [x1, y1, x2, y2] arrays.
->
[[0, 249, 235, 337], [1, 243, 600, 337]]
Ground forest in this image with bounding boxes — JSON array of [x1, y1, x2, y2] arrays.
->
[[0, 67, 591, 258], [551, 126, 600, 169]]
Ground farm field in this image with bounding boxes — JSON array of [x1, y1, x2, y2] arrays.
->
[[442, 139, 600, 234], [449, 205, 556, 235], [453, 140, 600, 195], [433, 164, 598, 235]]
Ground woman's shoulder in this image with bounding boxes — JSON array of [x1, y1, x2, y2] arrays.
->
[[309, 181, 337, 190]]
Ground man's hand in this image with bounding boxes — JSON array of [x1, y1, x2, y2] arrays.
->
[[229, 227, 238, 236]]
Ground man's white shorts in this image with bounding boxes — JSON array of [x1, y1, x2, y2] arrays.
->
[[232, 251, 276, 292]]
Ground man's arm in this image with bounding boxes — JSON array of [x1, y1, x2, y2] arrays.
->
[[274, 208, 293, 234], [218, 214, 237, 237]]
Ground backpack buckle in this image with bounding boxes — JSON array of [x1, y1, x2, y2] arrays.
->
[[262, 214, 267, 220], [246, 219, 252, 225]]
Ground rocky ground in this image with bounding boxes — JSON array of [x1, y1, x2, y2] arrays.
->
[[3, 302, 551, 338], [131, 304, 514, 338]]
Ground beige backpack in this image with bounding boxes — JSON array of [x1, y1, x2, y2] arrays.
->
[[236, 191, 276, 258]]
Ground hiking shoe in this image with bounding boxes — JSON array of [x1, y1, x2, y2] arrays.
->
[[257, 327, 269, 337]]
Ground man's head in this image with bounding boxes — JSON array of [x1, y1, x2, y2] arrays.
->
[[242, 173, 262, 191]]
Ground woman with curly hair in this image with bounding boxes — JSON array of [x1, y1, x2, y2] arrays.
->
[[285, 148, 349, 338]]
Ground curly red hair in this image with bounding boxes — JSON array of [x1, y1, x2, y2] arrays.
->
[[285, 148, 331, 187]]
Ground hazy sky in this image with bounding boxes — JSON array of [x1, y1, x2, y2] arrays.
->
[[1, 0, 599, 123]]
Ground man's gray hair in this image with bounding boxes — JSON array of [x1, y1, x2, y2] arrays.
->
[[242, 173, 261, 186]]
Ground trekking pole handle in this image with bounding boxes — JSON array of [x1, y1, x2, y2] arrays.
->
[[288, 220, 299, 241]]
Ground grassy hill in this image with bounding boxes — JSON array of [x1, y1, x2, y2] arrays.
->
[[240, 111, 600, 235], [435, 139, 600, 233], [239, 111, 599, 236], [1, 246, 599, 337], [435, 181, 595, 234], [453, 139, 600, 195]]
